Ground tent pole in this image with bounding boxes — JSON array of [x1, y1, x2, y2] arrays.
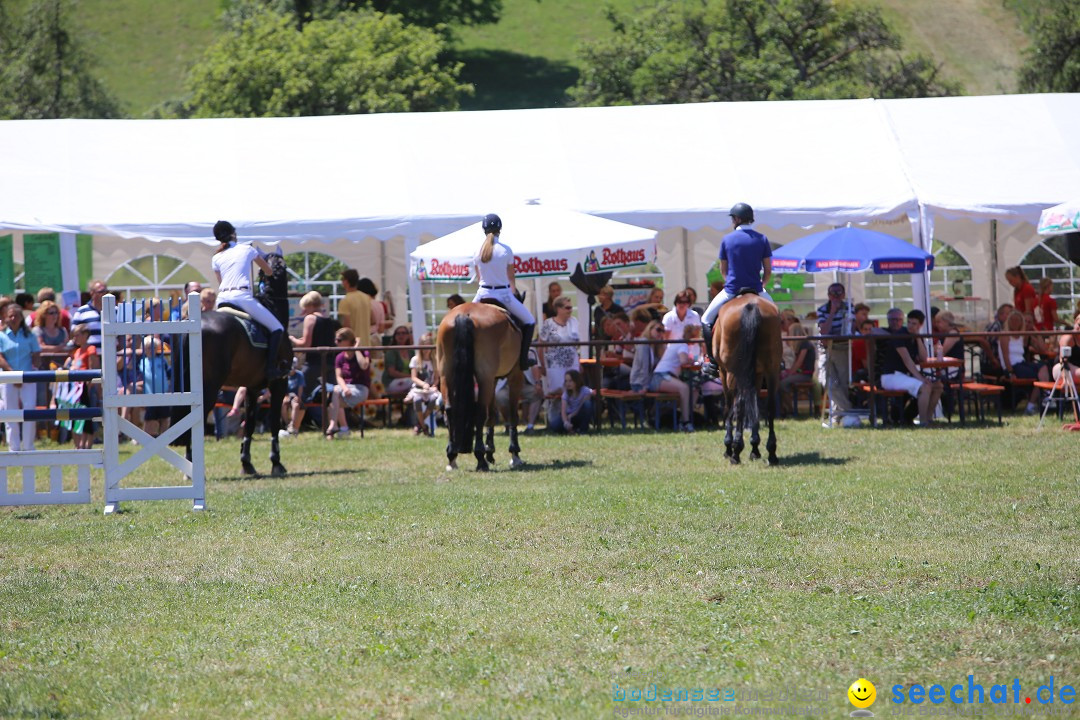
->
[[404, 237, 426, 342], [989, 220, 999, 311], [681, 227, 690, 293]]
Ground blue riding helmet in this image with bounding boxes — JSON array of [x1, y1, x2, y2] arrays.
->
[[482, 213, 502, 234]]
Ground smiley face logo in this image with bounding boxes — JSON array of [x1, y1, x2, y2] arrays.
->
[[848, 678, 876, 714]]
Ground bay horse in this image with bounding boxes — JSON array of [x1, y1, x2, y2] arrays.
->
[[173, 252, 292, 477], [712, 293, 782, 465], [436, 302, 525, 471]]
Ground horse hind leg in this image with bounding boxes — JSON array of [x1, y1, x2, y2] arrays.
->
[[474, 403, 489, 472], [730, 399, 745, 465], [749, 418, 762, 461], [766, 385, 779, 466], [269, 381, 287, 476], [444, 405, 459, 471], [484, 423, 496, 466]]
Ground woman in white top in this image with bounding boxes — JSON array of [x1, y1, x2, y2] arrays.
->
[[471, 213, 536, 370], [210, 220, 285, 379], [539, 296, 580, 396], [650, 323, 697, 432]]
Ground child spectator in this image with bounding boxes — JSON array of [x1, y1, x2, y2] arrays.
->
[[404, 332, 441, 436], [325, 327, 371, 439], [549, 369, 593, 435]]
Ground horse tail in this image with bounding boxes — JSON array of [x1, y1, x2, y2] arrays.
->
[[736, 302, 761, 427], [450, 313, 476, 454]]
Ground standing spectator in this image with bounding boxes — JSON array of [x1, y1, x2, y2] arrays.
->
[[1035, 276, 1058, 331], [358, 278, 393, 335], [31, 288, 71, 331], [817, 282, 854, 427], [661, 291, 702, 341], [71, 279, 108, 349], [404, 332, 441, 436], [1, 301, 39, 450], [542, 282, 562, 320], [31, 299, 69, 379], [291, 291, 340, 395], [1005, 266, 1037, 316], [877, 308, 944, 427], [139, 333, 171, 438], [14, 293, 36, 328], [539, 296, 580, 395], [592, 286, 623, 341], [549, 369, 593, 435], [324, 327, 371, 439], [171, 280, 204, 320], [337, 269, 372, 347]]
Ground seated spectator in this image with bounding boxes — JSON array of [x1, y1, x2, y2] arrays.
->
[[629, 307, 652, 338], [31, 287, 71, 330], [851, 319, 875, 382], [779, 308, 799, 369], [592, 286, 623, 342], [877, 308, 943, 427], [976, 303, 1013, 378], [446, 293, 465, 311], [932, 311, 965, 379], [650, 323, 697, 432], [998, 311, 1049, 414], [548, 369, 593, 435], [198, 288, 217, 315], [636, 287, 668, 322], [404, 332, 441, 436], [382, 325, 415, 397], [292, 291, 341, 395], [779, 323, 815, 415], [325, 327, 371, 439], [139, 333, 172, 438], [601, 312, 633, 390], [62, 324, 98, 449], [1051, 312, 1080, 387], [496, 347, 543, 434], [630, 320, 665, 393], [661, 290, 702, 341], [279, 357, 305, 438]]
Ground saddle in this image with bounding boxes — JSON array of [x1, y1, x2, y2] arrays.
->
[[217, 304, 269, 348], [735, 287, 760, 297], [478, 298, 524, 334]]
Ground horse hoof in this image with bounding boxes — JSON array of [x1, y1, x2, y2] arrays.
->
[[749, 450, 762, 461], [476, 463, 489, 472], [510, 456, 524, 469], [729, 456, 741, 466], [766, 456, 780, 466], [446, 464, 456, 472], [485, 454, 495, 465], [271, 464, 287, 477], [242, 464, 258, 476]]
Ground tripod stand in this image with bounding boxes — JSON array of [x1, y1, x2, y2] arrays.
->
[[1037, 354, 1080, 431]]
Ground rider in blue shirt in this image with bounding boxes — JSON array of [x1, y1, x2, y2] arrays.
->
[[701, 203, 775, 372]]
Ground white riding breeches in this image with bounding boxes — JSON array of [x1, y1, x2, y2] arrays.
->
[[217, 290, 283, 333], [472, 286, 535, 326], [702, 288, 776, 326]]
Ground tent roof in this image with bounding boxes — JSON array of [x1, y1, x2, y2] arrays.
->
[[1, 94, 1078, 244]]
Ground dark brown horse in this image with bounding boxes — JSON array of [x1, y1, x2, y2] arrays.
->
[[712, 294, 782, 465], [436, 302, 525, 471]]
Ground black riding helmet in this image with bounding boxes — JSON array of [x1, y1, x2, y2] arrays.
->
[[482, 213, 502, 234], [213, 220, 236, 242], [728, 203, 754, 223]]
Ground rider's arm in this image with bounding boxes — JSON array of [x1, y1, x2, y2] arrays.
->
[[761, 257, 772, 288], [253, 253, 273, 276], [720, 259, 728, 278], [506, 262, 518, 294]]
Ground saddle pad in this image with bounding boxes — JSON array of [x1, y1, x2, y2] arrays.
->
[[217, 305, 268, 349]]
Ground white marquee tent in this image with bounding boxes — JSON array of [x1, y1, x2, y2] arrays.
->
[[2, 93, 1079, 331]]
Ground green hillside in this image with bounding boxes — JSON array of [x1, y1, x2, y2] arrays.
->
[[35, 0, 1030, 116]]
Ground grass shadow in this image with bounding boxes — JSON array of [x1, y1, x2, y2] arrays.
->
[[450, 49, 579, 110], [776, 452, 851, 466], [213, 468, 362, 483], [514, 458, 594, 473]]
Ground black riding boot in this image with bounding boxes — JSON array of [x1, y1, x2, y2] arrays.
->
[[265, 329, 285, 380], [701, 322, 720, 378], [519, 324, 537, 370]]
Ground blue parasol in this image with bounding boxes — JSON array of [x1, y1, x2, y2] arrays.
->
[[771, 226, 934, 275]]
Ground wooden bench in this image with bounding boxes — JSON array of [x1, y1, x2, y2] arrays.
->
[[358, 398, 390, 438], [960, 382, 1005, 425], [644, 392, 680, 430], [856, 382, 909, 427], [598, 388, 644, 430]]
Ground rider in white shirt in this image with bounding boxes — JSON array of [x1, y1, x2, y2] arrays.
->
[[471, 213, 537, 370], [210, 220, 286, 380]]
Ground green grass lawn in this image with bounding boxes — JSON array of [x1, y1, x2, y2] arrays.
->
[[3, 416, 1078, 717]]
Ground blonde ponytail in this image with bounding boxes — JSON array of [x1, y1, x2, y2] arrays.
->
[[479, 232, 496, 263]]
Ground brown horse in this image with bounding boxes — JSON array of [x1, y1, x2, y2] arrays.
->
[[712, 293, 782, 465], [436, 302, 525, 471]]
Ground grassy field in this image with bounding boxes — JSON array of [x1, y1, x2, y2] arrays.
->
[[2, 416, 1078, 718], [11, 0, 1029, 115]]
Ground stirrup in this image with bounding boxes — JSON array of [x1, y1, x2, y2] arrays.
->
[[700, 361, 719, 379]]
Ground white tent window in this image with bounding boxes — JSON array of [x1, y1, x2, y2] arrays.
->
[[106, 255, 206, 300], [282, 251, 348, 315], [419, 281, 476, 329], [1020, 237, 1080, 315], [863, 240, 972, 317]]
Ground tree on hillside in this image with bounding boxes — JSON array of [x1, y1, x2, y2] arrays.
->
[[170, 7, 469, 117], [0, 0, 123, 119], [570, 0, 960, 107], [1017, 0, 1080, 93], [226, 0, 502, 32]]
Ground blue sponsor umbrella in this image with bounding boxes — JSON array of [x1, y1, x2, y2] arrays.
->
[[771, 226, 934, 275]]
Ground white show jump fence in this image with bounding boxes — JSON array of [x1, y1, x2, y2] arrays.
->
[[0, 294, 205, 513]]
